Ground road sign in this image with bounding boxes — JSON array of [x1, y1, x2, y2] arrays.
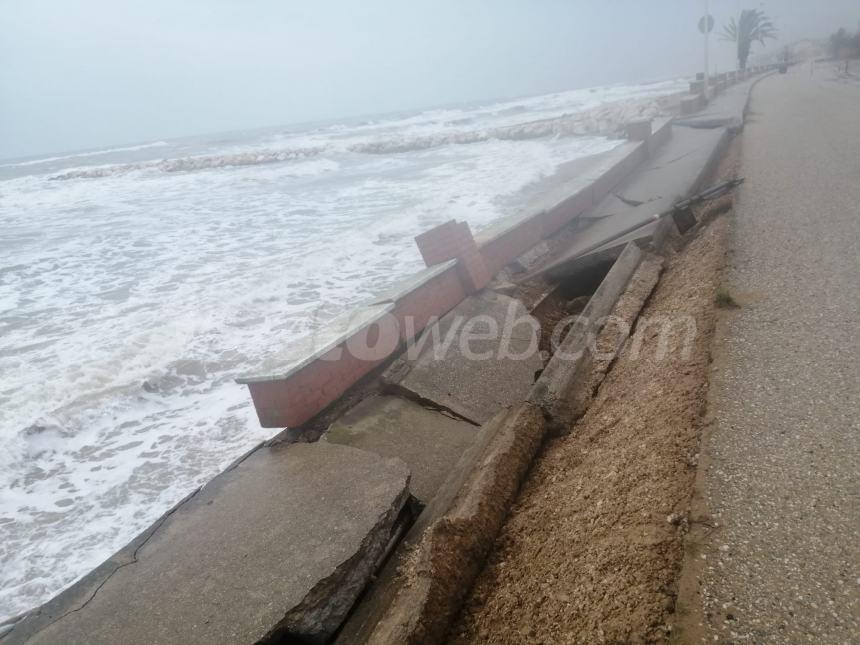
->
[[698, 14, 714, 34]]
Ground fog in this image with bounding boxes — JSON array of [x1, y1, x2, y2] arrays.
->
[[1, 0, 856, 159]]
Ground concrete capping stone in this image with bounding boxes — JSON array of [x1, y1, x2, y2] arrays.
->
[[624, 119, 652, 141], [369, 260, 458, 305], [528, 242, 644, 433], [237, 303, 396, 384]]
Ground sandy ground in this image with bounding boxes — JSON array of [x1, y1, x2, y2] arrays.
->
[[447, 148, 737, 642], [673, 66, 860, 644]]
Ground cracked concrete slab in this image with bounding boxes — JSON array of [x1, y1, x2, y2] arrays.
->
[[324, 395, 479, 503], [4, 442, 410, 645], [382, 291, 542, 425]]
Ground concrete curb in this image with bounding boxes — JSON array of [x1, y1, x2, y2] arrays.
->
[[528, 242, 645, 434], [363, 402, 545, 645], [741, 70, 778, 124]]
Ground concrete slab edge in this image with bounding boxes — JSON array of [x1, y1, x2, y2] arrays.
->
[[363, 402, 546, 645]]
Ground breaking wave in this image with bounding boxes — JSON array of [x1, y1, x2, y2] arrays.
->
[[2, 141, 170, 168], [51, 147, 326, 180], [50, 90, 682, 180]]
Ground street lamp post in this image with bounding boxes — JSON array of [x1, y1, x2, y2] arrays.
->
[[704, 0, 710, 101]]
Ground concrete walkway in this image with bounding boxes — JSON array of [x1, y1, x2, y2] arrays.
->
[[693, 66, 859, 641]]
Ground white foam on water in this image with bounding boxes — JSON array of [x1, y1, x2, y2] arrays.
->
[[0, 142, 171, 168], [0, 78, 685, 622]]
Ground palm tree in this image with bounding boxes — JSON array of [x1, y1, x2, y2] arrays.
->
[[721, 9, 777, 71]]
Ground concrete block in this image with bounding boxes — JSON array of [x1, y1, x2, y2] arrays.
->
[[382, 291, 542, 425], [415, 219, 490, 294], [358, 402, 545, 645], [325, 395, 478, 503], [625, 119, 652, 141], [528, 243, 644, 433], [689, 80, 704, 95], [6, 442, 411, 645], [652, 210, 680, 251]]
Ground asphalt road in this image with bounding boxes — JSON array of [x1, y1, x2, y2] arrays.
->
[[695, 65, 860, 642]]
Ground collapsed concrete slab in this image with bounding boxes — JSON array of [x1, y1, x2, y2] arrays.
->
[[538, 125, 730, 280], [382, 291, 543, 425], [325, 395, 479, 503], [5, 443, 410, 645]]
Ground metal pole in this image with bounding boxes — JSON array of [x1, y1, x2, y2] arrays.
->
[[704, 0, 710, 101]]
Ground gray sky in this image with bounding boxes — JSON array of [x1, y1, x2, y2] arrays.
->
[[1, 0, 856, 159]]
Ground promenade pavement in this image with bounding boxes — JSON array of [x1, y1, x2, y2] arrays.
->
[[693, 64, 860, 642]]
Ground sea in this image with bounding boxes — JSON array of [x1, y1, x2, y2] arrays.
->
[[0, 77, 686, 621]]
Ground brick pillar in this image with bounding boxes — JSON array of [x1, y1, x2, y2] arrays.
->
[[415, 220, 491, 293]]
